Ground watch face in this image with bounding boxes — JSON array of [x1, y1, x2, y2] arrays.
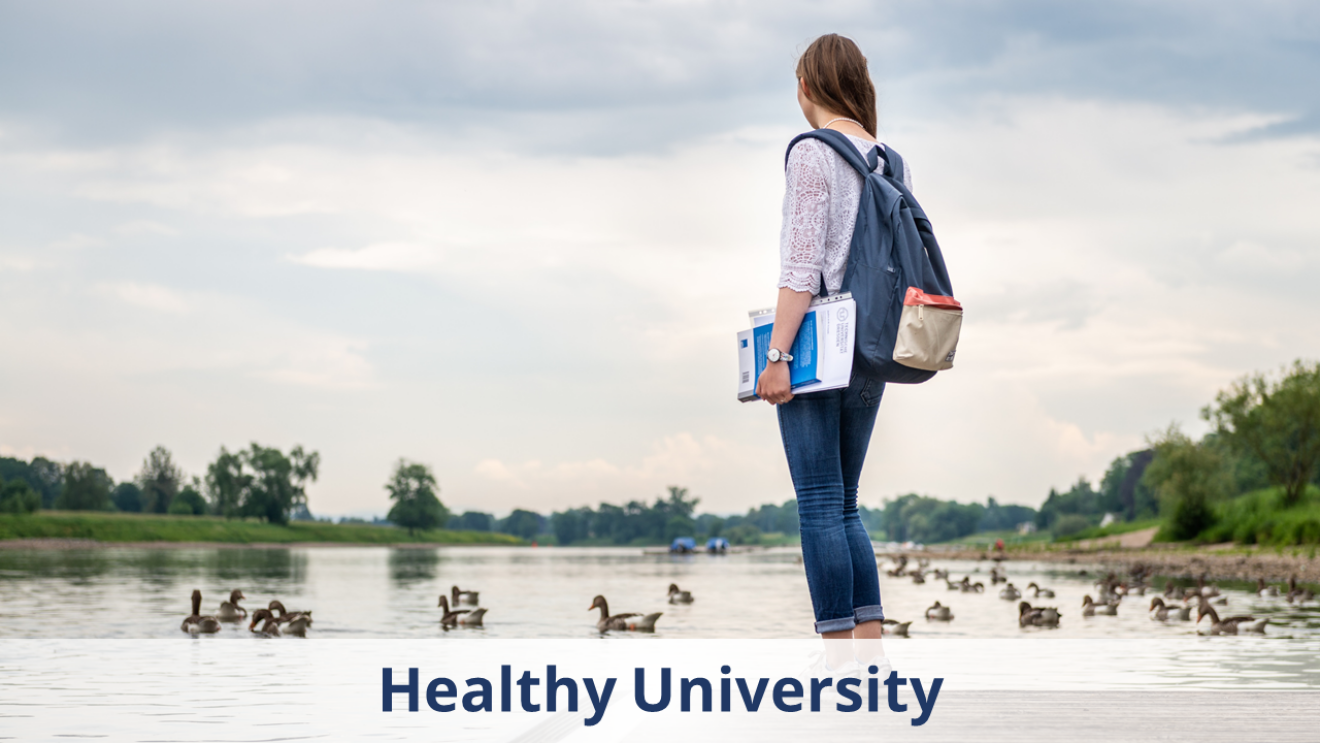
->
[[767, 349, 781, 363]]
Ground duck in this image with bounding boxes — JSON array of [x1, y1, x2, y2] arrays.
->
[[932, 568, 949, 581], [452, 585, 480, 606], [882, 619, 912, 636], [886, 555, 909, 577], [925, 601, 954, 621], [1197, 604, 1266, 635], [989, 567, 1007, 585], [248, 608, 282, 637], [180, 589, 222, 635], [1257, 578, 1279, 598], [589, 595, 661, 632], [1082, 595, 1117, 616], [998, 583, 1022, 600], [216, 589, 248, 621], [1026, 582, 1055, 599], [1149, 597, 1171, 621], [1018, 601, 1060, 627], [910, 571, 926, 585], [667, 584, 694, 604], [1195, 573, 1220, 598]]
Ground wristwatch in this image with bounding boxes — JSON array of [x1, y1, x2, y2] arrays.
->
[[766, 348, 794, 364]]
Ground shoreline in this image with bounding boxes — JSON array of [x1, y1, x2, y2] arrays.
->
[[0, 538, 526, 550], [900, 544, 1320, 584]]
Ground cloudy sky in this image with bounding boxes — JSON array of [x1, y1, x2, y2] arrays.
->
[[2, 1, 1318, 518]]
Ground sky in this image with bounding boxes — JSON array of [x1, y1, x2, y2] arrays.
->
[[2, 1, 1319, 518]]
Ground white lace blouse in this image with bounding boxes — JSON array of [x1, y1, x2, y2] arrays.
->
[[777, 133, 912, 295]]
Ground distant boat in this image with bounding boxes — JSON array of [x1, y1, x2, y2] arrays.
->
[[706, 537, 729, 554], [669, 537, 696, 554]]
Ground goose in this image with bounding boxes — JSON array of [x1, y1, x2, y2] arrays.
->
[[589, 595, 662, 632], [1149, 597, 1171, 621], [1257, 578, 1279, 598], [180, 589, 222, 635], [438, 595, 486, 627], [1163, 581, 1179, 599], [932, 569, 949, 581], [989, 567, 1007, 585], [1195, 574, 1220, 598], [452, 585, 480, 606], [1018, 601, 1061, 627], [999, 583, 1022, 600], [945, 578, 961, 591], [267, 600, 311, 623], [882, 619, 912, 636], [925, 601, 954, 621], [248, 608, 281, 637], [1082, 595, 1117, 616], [910, 571, 926, 585], [667, 584, 694, 604], [1026, 582, 1055, 599], [1287, 576, 1315, 604], [1197, 604, 1266, 635], [216, 589, 248, 621], [959, 576, 985, 593], [886, 556, 909, 577]]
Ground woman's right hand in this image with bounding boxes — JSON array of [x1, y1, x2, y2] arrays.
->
[[756, 362, 794, 405]]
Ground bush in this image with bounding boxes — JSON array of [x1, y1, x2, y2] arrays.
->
[[0, 481, 41, 514], [1052, 514, 1092, 538]]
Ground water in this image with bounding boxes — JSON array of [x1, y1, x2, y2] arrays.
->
[[3, 546, 1319, 741], [0, 545, 1317, 642]]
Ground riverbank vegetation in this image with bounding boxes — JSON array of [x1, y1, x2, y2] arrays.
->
[[0, 511, 523, 545]]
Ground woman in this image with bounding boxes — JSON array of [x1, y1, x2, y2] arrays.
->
[[755, 34, 909, 674]]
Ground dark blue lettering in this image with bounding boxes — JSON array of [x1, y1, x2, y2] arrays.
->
[[382, 667, 418, 712]]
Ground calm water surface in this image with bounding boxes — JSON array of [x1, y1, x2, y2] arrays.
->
[[1, 545, 1317, 642]]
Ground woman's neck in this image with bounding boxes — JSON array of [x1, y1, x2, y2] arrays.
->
[[812, 110, 875, 142]]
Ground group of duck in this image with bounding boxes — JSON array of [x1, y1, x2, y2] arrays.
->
[[437, 583, 693, 633], [888, 557, 1317, 636], [180, 589, 312, 638]]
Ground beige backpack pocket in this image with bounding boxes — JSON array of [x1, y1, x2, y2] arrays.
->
[[893, 287, 962, 371]]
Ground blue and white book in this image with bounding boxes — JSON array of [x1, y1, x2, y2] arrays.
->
[[737, 293, 856, 402]]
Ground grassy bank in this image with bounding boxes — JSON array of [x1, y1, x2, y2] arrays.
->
[[1195, 486, 1320, 546], [0, 511, 525, 545]]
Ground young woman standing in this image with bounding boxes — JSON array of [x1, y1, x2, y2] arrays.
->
[[755, 34, 910, 673]]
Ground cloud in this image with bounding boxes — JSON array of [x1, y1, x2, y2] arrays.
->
[[98, 281, 190, 314], [291, 242, 445, 272]]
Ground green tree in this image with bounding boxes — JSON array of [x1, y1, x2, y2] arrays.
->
[[385, 460, 448, 534], [241, 444, 320, 525], [1205, 360, 1320, 507], [137, 445, 184, 514], [498, 509, 543, 540], [206, 447, 249, 518], [111, 482, 143, 512], [169, 479, 208, 515], [1144, 425, 1230, 540], [0, 479, 41, 514], [56, 462, 113, 511]]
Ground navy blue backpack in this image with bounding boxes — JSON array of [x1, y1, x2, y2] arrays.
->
[[785, 128, 958, 384]]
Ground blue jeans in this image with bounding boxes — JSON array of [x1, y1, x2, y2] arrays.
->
[[777, 373, 885, 634]]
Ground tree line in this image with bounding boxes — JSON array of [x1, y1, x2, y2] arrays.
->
[[1030, 360, 1320, 545], [0, 443, 319, 525]]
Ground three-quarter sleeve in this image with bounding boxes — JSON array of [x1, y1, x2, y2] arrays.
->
[[777, 139, 831, 294]]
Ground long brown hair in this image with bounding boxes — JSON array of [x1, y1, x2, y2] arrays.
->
[[796, 34, 877, 136]]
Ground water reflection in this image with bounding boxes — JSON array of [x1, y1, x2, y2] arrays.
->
[[389, 547, 440, 585]]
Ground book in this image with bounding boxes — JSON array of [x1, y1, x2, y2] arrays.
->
[[737, 293, 856, 402]]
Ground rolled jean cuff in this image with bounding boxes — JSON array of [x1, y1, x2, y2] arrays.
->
[[814, 616, 857, 634], [854, 605, 885, 624]]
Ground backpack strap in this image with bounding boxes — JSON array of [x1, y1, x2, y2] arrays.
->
[[880, 146, 906, 186], [784, 128, 878, 177]]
